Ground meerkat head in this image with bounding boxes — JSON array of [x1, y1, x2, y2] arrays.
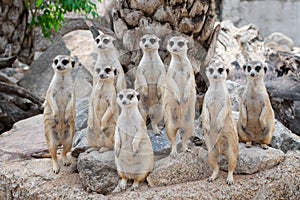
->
[[167, 36, 189, 56], [243, 61, 267, 79], [52, 55, 75, 73], [117, 89, 140, 108], [94, 34, 115, 50], [140, 34, 160, 51], [206, 60, 229, 81], [95, 65, 117, 81]]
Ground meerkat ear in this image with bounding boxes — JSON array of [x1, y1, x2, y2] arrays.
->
[[264, 66, 267, 73], [226, 68, 229, 75], [71, 60, 75, 68], [243, 65, 246, 71], [113, 68, 117, 75], [136, 92, 140, 101]]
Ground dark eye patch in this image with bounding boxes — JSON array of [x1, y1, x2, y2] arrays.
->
[[103, 38, 110, 44], [247, 66, 251, 72], [96, 68, 101, 74], [127, 94, 134, 100], [169, 41, 174, 47], [218, 68, 224, 74], [142, 38, 146, 43], [105, 67, 111, 73], [62, 59, 69, 65], [208, 68, 214, 74], [119, 94, 123, 99], [95, 38, 100, 44], [150, 38, 156, 44], [178, 41, 185, 47], [255, 65, 261, 72], [54, 59, 58, 65]]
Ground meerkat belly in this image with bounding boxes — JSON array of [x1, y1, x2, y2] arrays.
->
[[245, 99, 262, 134]]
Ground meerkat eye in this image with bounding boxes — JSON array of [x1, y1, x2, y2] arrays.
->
[[218, 68, 224, 74], [95, 38, 100, 44], [118, 94, 123, 99], [96, 68, 101, 74], [62, 59, 69, 65], [255, 65, 261, 72], [247, 66, 252, 72], [142, 38, 146, 43], [54, 59, 58, 65], [178, 41, 185, 47], [208, 68, 214, 74], [105, 67, 111, 73], [103, 38, 110, 44], [169, 41, 174, 47], [150, 38, 156, 44], [127, 94, 134, 100]]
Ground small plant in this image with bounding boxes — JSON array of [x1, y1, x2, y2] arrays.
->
[[24, 0, 102, 37]]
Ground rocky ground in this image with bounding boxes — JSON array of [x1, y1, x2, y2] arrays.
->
[[1, 11, 300, 199]]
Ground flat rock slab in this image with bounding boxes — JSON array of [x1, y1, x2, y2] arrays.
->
[[220, 143, 285, 174], [0, 114, 47, 161], [77, 150, 119, 195], [147, 147, 210, 187]]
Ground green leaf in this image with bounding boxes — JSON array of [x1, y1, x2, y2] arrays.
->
[[35, 0, 43, 7]]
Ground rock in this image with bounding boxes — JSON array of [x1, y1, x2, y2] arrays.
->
[[0, 114, 47, 161], [75, 97, 89, 132], [154, 6, 174, 24], [129, 0, 163, 15], [122, 29, 142, 51], [178, 17, 194, 34], [265, 32, 294, 52], [71, 128, 89, 158], [123, 10, 143, 27], [77, 151, 119, 194], [220, 143, 285, 174], [18, 30, 95, 98], [146, 147, 210, 187], [270, 121, 300, 153], [113, 18, 128, 40], [226, 80, 244, 112]]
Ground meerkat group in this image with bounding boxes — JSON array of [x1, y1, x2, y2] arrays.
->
[[43, 32, 275, 188]]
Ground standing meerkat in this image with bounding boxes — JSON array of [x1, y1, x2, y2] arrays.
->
[[237, 60, 275, 149], [164, 36, 196, 158], [94, 33, 126, 92], [114, 89, 154, 192], [134, 34, 166, 135], [44, 55, 76, 174], [87, 65, 118, 152], [201, 59, 239, 185]]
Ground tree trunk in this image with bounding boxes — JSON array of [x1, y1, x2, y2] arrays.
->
[[109, 0, 220, 93], [0, 0, 34, 65]]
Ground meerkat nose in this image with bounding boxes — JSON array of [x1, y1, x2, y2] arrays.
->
[[213, 75, 217, 79], [98, 44, 102, 48], [57, 65, 62, 70], [122, 101, 127, 105], [99, 74, 104, 78], [145, 44, 149, 48], [250, 73, 255, 77]]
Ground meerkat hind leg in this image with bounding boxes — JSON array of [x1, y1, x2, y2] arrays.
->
[[245, 141, 252, 148], [226, 149, 237, 185], [261, 143, 269, 150], [167, 125, 178, 158], [207, 150, 219, 182], [181, 127, 192, 153], [49, 145, 59, 174], [113, 178, 128, 193], [149, 104, 163, 136], [62, 141, 72, 166]]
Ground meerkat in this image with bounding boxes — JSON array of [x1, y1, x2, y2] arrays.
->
[[43, 55, 76, 174], [114, 89, 154, 192], [134, 34, 166, 135], [164, 36, 196, 158], [87, 65, 118, 152], [237, 60, 275, 149], [94, 33, 126, 92], [201, 59, 239, 185]]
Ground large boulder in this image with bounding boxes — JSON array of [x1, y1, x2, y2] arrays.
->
[[219, 143, 285, 174], [77, 151, 119, 195], [18, 30, 95, 98]]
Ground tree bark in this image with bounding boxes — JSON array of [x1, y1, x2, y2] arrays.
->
[[0, 0, 34, 65], [108, 0, 219, 93]]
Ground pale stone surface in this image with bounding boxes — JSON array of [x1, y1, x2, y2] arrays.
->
[[220, 143, 285, 174]]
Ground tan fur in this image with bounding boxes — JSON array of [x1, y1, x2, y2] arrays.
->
[[163, 36, 196, 158], [44, 55, 76, 174], [134, 34, 166, 135], [237, 60, 275, 149], [94, 33, 126, 92], [87, 65, 118, 152], [201, 59, 239, 185], [114, 89, 154, 192]]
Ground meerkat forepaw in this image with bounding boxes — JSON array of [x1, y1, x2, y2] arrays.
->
[[177, 98, 181, 104], [64, 118, 69, 124], [62, 156, 70, 166], [131, 181, 139, 191], [52, 164, 60, 174], [261, 143, 269, 150], [169, 151, 177, 158], [245, 142, 252, 148], [226, 178, 234, 185], [100, 126, 107, 132]]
